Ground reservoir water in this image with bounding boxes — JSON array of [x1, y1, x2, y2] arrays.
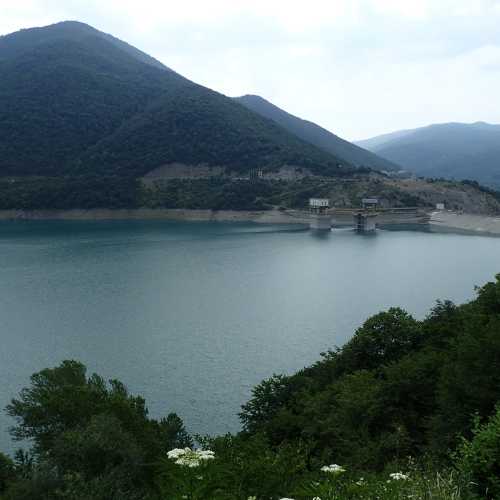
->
[[1, 220, 499, 454]]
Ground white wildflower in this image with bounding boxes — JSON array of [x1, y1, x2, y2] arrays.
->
[[167, 448, 215, 468], [166, 448, 188, 459], [320, 464, 346, 474], [389, 472, 409, 481]]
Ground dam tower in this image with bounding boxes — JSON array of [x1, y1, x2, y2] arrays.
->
[[309, 198, 332, 231]]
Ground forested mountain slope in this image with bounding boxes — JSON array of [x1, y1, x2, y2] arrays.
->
[[236, 94, 400, 171], [0, 21, 351, 178]]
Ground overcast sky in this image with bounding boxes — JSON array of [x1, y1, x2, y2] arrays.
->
[[1, 0, 500, 140]]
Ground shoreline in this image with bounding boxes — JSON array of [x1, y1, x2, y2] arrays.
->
[[428, 211, 500, 237], [1, 208, 500, 236], [0, 208, 311, 225]]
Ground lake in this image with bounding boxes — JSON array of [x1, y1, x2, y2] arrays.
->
[[1, 220, 499, 454]]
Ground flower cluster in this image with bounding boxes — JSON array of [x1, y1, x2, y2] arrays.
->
[[389, 472, 409, 481], [320, 463, 346, 474], [167, 448, 215, 468]]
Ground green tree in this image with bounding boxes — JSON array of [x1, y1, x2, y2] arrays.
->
[[432, 276, 500, 452], [455, 405, 500, 498], [5, 360, 192, 499], [336, 308, 422, 375], [240, 374, 291, 434], [0, 452, 14, 493]]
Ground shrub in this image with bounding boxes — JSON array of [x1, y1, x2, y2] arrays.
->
[[455, 405, 500, 498]]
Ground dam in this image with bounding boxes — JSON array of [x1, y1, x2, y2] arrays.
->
[[308, 198, 430, 232]]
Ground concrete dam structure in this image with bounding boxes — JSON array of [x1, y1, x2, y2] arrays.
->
[[307, 198, 430, 232], [309, 198, 332, 231]]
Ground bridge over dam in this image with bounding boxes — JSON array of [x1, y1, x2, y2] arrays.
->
[[305, 199, 430, 232], [328, 208, 430, 232]]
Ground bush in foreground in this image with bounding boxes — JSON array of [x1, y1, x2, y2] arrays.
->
[[455, 405, 500, 498]]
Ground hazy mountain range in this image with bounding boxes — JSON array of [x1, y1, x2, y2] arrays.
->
[[357, 122, 500, 188]]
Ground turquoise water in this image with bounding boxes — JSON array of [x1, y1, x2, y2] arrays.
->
[[1, 220, 499, 454]]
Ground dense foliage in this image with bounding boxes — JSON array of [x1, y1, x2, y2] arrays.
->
[[1, 276, 500, 498], [241, 278, 500, 463], [0, 176, 367, 211], [0, 31, 178, 177], [236, 94, 399, 171], [240, 275, 500, 477], [80, 84, 351, 178], [456, 406, 500, 498], [0, 177, 141, 210], [2, 361, 191, 499], [0, 21, 350, 180]]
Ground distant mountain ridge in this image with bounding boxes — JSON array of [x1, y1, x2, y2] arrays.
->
[[235, 94, 400, 172], [355, 129, 416, 151], [357, 122, 500, 188], [0, 21, 352, 179]]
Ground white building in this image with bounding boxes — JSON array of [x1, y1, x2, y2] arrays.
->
[[309, 198, 330, 208]]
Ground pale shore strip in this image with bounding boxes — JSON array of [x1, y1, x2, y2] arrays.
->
[[1, 208, 500, 237], [0, 208, 311, 224], [429, 211, 500, 236]]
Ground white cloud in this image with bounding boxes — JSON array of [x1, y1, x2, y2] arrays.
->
[[368, 0, 431, 20], [1, 0, 500, 139]]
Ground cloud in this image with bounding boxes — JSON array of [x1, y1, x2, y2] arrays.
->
[[1, 0, 499, 139]]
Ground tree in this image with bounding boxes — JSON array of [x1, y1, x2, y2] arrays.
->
[[0, 452, 14, 493], [5, 360, 192, 498], [240, 374, 291, 434], [455, 405, 500, 498], [336, 308, 422, 374]]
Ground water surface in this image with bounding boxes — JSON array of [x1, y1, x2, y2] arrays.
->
[[1, 220, 499, 454]]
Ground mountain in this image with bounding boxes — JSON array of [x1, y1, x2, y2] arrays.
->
[[235, 95, 400, 172], [356, 122, 500, 188], [0, 20, 169, 70], [355, 129, 415, 151], [0, 21, 352, 178], [2, 21, 498, 214]]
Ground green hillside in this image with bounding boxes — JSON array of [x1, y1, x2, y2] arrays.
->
[[82, 85, 350, 177], [0, 21, 352, 179], [236, 94, 400, 172]]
